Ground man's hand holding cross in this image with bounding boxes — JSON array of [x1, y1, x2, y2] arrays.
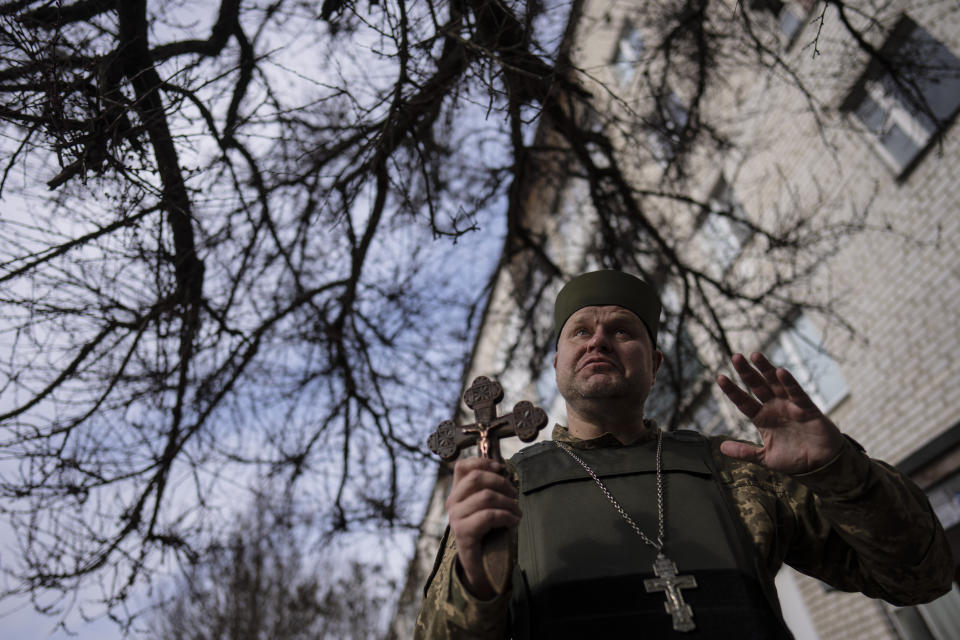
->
[[427, 376, 548, 599]]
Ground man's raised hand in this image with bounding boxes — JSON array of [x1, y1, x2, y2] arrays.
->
[[716, 352, 845, 474]]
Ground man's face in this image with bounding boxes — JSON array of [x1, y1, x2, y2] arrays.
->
[[553, 305, 662, 406]]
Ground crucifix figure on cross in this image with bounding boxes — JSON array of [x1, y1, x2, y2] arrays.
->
[[427, 376, 548, 463], [426, 376, 549, 593], [644, 552, 698, 632]]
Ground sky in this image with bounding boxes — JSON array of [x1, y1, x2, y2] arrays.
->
[[0, 1, 579, 637], [0, 602, 121, 640], [0, 5, 485, 640]]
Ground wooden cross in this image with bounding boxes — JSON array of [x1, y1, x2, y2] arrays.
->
[[643, 553, 698, 632], [426, 376, 549, 593], [427, 376, 548, 463]]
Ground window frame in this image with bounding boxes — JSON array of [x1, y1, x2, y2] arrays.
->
[[842, 15, 960, 177], [611, 21, 645, 87], [766, 314, 849, 414], [697, 177, 754, 275], [648, 91, 689, 164]]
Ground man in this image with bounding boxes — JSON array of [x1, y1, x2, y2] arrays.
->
[[416, 270, 952, 638]]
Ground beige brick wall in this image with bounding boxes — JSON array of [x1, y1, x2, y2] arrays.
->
[[393, 2, 960, 637], [572, 2, 960, 638]]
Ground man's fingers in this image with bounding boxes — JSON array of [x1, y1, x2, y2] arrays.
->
[[452, 456, 506, 483], [447, 457, 520, 545], [449, 462, 516, 505], [449, 487, 521, 521], [720, 439, 764, 463], [717, 374, 761, 419], [449, 484, 522, 551], [777, 367, 820, 413], [730, 353, 775, 402], [450, 458, 514, 495], [454, 508, 521, 542], [748, 352, 789, 399]]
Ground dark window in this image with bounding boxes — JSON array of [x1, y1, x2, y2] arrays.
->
[[687, 392, 734, 437], [698, 178, 753, 274], [612, 22, 644, 86], [749, 0, 784, 14], [751, 0, 810, 45], [778, 8, 803, 41], [888, 469, 960, 639], [768, 315, 848, 412], [646, 316, 703, 426], [843, 16, 960, 175], [649, 92, 688, 163]]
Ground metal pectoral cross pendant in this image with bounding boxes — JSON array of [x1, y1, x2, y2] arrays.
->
[[643, 553, 698, 632]]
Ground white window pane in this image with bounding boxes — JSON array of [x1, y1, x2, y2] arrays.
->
[[919, 583, 960, 640], [702, 214, 741, 269], [626, 29, 644, 57], [613, 26, 643, 85], [927, 472, 960, 530], [650, 93, 688, 161], [768, 341, 787, 371], [855, 93, 888, 134], [788, 315, 849, 410], [903, 23, 960, 123], [847, 17, 960, 173], [701, 179, 752, 272], [536, 349, 558, 410], [768, 315, 848, 412], [881, 122, 923, 169], [891, 606, 937, 640], [690, 394, 732, 437], [779, 8, 802, 40]]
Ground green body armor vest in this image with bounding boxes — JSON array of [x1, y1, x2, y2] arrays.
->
[[508, 431, 793, 639]]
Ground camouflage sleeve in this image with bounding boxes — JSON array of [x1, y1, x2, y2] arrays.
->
[[780, 437, 953, 605], [414, 527, 511, 640], [714, 435, 952, 605]]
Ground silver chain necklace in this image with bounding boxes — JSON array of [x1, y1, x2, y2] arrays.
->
[[552, 429, 699, 632]]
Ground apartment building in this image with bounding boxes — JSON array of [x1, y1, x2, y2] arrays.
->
[[393, 2, 960, 638]]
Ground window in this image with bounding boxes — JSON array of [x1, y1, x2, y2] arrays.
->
[[889, 588, 960, 640], [928, 471, 960, 533], [649, 92, 688, 163], [750, 0, 814, 46], [777, 10, 802, 42], [547, 177, 593, 271], [887, 468, 960, 639], [645, 324, 703, 426], [843, 16, 960, 175], [889, 430, 960, 639], [535, 348, 560, 414], [768, 314, 848, 412], [645, 287, 705, 425], [697, 178, 753, 274], [612, 22, 644, 86], [687, 392, 735, 438]]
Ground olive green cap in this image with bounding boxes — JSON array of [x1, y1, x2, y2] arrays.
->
[[553, 270, 661, 346]]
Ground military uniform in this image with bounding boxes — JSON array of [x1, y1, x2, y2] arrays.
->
[[415, 424, 953, 639]]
